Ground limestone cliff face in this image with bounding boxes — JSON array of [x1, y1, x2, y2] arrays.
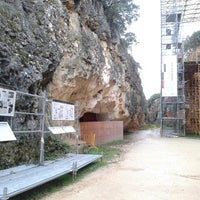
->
[[147, 94, 160, 125], [0, 0, 147, 130]]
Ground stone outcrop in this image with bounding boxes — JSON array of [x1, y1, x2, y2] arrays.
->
[[0, 0, 147, 131], [147, 94, 160, 124]]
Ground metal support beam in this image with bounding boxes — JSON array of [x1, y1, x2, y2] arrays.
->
[[39, 91, 46, 166], [2, 187, 8, 200], [72, 161, 78, 181]]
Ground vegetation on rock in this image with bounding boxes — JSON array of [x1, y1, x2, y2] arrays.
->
[[100, 0, 139, 47]]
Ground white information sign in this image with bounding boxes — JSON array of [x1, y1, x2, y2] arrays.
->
[[0, 88, 16, 116], [162, 55, 177, 97], [52, 101, 74, 121], [0, 122, 16, 142], [48, 126, 76, 134], [62, 126, 76, 133]]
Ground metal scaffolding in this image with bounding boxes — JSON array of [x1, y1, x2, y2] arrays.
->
[[160, 0, 200, 136], [182, 0, 200, 23]]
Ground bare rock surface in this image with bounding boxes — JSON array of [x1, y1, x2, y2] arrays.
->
[[0, 0, 146, 130]]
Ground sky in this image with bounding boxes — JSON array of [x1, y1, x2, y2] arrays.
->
[[129, 0, 161, 99], [129, 1, 200, 99]]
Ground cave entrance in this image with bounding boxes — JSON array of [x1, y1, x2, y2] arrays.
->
[[80, 112, 110, 122], [80, 112, 98, 122]]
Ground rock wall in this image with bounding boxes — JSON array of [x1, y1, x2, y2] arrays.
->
[[147, 94, 160, 124], [0, 0, 147, 131]]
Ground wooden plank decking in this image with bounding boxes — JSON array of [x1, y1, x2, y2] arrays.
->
[[0, 154, 102, 200]]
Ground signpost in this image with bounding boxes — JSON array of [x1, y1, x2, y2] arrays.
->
[[0, 122, 16, 142], [48, 126, 76, 134], [51, 101, 74, 121], [0, 88, 16, 117]]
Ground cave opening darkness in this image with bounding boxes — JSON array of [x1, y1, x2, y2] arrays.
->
[[80, 112, 110, 122]]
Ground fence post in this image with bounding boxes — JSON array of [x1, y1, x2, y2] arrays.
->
[[75, 102, 80, 154], [39, 91, 46, 165]]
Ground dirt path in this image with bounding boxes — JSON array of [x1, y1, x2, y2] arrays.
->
[[42, 129, 200, 200]]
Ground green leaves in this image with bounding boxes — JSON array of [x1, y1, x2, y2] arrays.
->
[[121, 32, 137, 48], [184, 30, 200, 52], [101, 0, 139, 35]]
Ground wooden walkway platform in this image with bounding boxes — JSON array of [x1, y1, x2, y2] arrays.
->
[[0, 154, 102, 200]]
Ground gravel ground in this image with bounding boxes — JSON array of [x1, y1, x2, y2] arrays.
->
[[42, 129, 200, 200]]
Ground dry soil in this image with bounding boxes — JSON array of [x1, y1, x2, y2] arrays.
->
[[42, 129, 200, 200]]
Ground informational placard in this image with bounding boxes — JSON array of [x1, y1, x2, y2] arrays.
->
[[52, 101, 74, 121], [48, 126, 76, 134], [62, 126, 76, 133], [0, 88, 16, 116], [48, 126, 66, 134], [0, 122, 16, 142], [162, 55, 177, 97]]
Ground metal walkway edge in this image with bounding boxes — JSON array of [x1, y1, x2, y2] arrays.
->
[[0, 154, 102, 200]]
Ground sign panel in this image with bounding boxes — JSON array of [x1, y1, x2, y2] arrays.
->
[[62, 126, 76, 133], [48, 126, 76, 134], [52, 101, 74, 121], [48, 126, 66, 134], [0, 88, 16, 116], [0, 122, 16, 142], [161, 55, 177, 96]]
